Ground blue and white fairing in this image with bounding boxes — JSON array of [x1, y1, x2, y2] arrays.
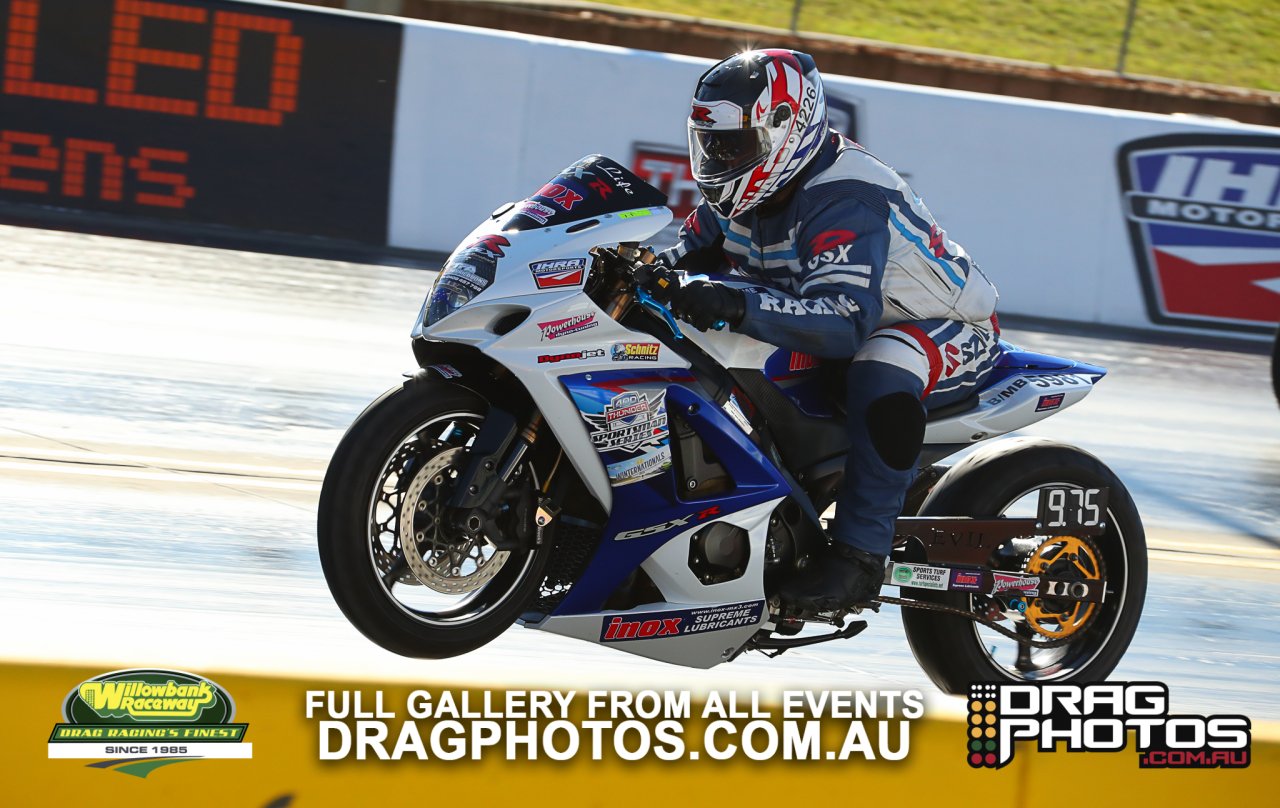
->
[[414, 156, 678, 513], [413, 156, 790, 667]]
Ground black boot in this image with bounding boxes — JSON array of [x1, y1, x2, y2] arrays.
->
[[778, 542, 886, 612]]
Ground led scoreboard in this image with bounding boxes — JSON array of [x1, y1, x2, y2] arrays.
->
[[0, 0, 401, 244]]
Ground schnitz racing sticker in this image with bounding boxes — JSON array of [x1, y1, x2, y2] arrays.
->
[[582, 390, 668, 454]]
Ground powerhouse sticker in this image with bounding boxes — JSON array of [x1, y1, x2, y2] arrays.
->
[[48, 668, 251, 774], [1117, 133, 1280, 333]]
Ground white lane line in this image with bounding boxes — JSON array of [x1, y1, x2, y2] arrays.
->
[[0, 458, 318, 493], [0, 447, 322, 480], [1148, 548, 1280, 571], [1147, 537, 1280, 558]]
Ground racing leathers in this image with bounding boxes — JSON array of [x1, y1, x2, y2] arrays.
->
[[660, 130, 1001, 559]]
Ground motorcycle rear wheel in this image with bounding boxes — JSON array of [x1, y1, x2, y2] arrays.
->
[[900, 437, 1147, 692], [318, 376, 550, 658]]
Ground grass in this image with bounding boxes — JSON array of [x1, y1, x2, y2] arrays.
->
[[602, 0, 1280, 91]]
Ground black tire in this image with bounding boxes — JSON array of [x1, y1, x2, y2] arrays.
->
[[317, 376, 551, 658], [900, 437, 1147, 693]]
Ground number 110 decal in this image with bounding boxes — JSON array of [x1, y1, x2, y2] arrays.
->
[[1037, 486, 1109, 533]]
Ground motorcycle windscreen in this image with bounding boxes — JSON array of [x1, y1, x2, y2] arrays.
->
[[500, 155, 669, 232]]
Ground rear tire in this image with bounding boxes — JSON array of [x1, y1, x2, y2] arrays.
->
[[900, 437, 1147, 693], [318, 376, 550, 658]]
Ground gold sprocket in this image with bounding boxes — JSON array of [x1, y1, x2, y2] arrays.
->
[[1022, 535, 1104, 639]]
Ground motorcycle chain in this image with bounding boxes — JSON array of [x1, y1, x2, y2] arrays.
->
[[872, 594, 1076, 649]]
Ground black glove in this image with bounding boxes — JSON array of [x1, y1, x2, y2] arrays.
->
[[670, 280, 746, 332], [632, 259, 679, 304]]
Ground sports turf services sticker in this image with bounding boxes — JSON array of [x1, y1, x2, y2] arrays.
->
[[48, 668, 251, 775], [966, 682, 1250, 769]]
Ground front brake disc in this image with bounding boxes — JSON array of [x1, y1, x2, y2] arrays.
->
[[398, 447, 510, 595]]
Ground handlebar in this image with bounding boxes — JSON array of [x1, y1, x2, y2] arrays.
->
[[593, 244, 728, 339]]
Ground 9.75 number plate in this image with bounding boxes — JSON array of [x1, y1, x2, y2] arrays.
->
[[1036, 486, 1109, 535]]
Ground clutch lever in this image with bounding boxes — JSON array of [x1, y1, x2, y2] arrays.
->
[[634, 286, 685, 340]]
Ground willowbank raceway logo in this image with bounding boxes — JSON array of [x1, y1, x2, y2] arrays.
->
[[966, 682, 1250, 770], [48, 668, 251, 777]]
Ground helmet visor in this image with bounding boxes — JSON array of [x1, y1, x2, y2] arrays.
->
[[688, 125, 771, 184]]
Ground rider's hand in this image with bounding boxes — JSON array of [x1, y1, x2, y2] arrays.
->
[[632, 259, 679, 304], [671, 280, 746, 332]]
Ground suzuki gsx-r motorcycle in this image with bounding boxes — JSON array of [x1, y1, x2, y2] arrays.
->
[[318, 156, 1147, 692]]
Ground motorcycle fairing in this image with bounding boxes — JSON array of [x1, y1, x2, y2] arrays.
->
[[545, 381, 790, 619], [501, 155, 668, 232], [561, 369, 692, 487], [763, 347, 836, 418], [922, 342, 1107, 444]]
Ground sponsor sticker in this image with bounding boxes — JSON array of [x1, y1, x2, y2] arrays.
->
[[1118, 133, 1280, 333], [515, 199, 557, 225], [48, 669, 252, 770], [887, 562, 949, 590], [966, 681, 1250, 769], [610, 342, 661, 362], [581, 390, 668, 454], [606, 446, 671, 485], [600, 601, 764, 642], [537, 348, 605, 364], [1035, 392, 1066, 412], [529, 258, 588, 290], [949, 568, 984, 591], [617, 209, 652, 219], [538, 313, 598, 341], [537, 182, 585, 211], [991, 572, 1040, 595], [722, 393, 753, 434]]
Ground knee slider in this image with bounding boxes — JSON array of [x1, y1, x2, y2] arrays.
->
[[866, 392, 926, 471]]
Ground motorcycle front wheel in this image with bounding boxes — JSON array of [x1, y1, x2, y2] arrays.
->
[[318, 376, 551, 658]]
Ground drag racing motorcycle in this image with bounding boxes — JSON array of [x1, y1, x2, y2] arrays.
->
[[318, 156, 1147, 692]]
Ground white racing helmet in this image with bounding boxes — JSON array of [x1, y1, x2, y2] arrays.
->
[[687, 49, 829, 218]]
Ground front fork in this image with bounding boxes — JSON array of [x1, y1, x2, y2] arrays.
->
[[444, 407, 549, 550]]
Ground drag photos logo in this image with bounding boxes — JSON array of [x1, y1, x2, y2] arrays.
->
[[966, 682, 1249, 769], [1117, 133, 1280, 334]]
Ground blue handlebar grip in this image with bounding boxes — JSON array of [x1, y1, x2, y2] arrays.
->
[[635, 286, 685, 340]]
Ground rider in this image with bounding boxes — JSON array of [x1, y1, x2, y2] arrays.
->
[[655, 49, 1001, 611]]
